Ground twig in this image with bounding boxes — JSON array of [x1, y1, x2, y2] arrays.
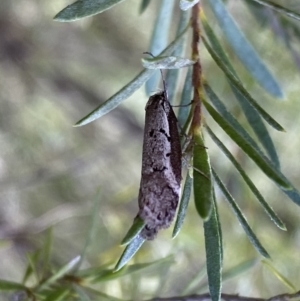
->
[[190, 2, 202, 135], [145, 291, 300, 301]]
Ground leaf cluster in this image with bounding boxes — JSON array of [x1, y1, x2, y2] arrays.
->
[[2, 1, 300, 300]]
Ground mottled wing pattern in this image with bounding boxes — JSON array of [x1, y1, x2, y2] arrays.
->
[[137, 92, 182, 240]]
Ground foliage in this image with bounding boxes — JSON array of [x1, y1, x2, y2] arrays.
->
[[1, 0, 300, 300]]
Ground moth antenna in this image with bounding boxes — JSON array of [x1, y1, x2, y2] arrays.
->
[[143, 51, 168, 101]]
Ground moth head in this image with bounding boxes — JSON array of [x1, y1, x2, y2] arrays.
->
[[145, 91, 167, 111]]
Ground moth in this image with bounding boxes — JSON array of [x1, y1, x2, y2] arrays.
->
[[137, 79, 182, 240]]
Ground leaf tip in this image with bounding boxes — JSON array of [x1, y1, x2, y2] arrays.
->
[[120, 236, 132, 246], [53, 10, 74, 22], [74, 117, 91, 127], [171, 228, 179, 239], [279, 223, 287, 231]]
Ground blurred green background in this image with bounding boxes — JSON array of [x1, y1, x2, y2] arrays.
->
[[1, 0, 300, 299]]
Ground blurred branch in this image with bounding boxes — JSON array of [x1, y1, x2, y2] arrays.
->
[[145, 291, 300, 301]]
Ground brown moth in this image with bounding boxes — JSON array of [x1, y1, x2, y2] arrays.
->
[[137, 83, 182, 240]]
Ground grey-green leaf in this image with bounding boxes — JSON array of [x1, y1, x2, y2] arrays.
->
[[204, 195, 222, 301], [172, 173, 193, 238], [201, 15, 280, 167], [166, 9, 190, 104], [223, 258, 257, 281], [206, 125, 285, 230], [121, 217, 145, 246], [193, 129, 213, 220], [75, 68, 154, 126], [23, 251, 40, 285], [38, 256, 81, 291], [75, 23, 189, 126], [42, 228, 53, 278], [73, 285, 92, 301], [207, 0, 283, 98], [212, 169, 270, 258], [44, 288, 69, 301], [282, 187, 300, 207], [54, 0, 126, 22], [231, 85, 280, 168], [204, 82, 300, 207], [202, 97, 290, 189], [140, 0, 151, 14], [249, 0, 300, 22], [262, 259, 296, 291], [142, 56, 195, 69], [204, 82, 265, 156], [202, 37, 285, 132], [178, 67, 192, 127], [94, 256, 173, 282], [114, 236, 145, 271], [145, 0, 175, 95], [179, 0, 199, 11]]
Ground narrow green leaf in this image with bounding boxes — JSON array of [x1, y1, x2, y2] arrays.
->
[[198, 258, 257, 292], [182, 266, 206, 294], [244, 1, 271, 26], [282, 187, 300, 207], [54, 0, 126, 22], [179, 0, 199, 11], [212, 169, 270, 258], [166, 9, 190, 104], [44, 288, 70, 301], [38, 256, 81, 291], [249, 0, 300, 21], [142, 56, 195, 69], [73, 285, 91, 301], [22, 250, 41, 285], [213, 191, 223, 262], [223, 259, 257, 282], [145, 0, 175, 95], [202, 97, 290, 189], [76, 68, 154, 126], [193, 129, 213, 220], [114, 236, 145, 272], [207, 0, 283, 98], [202, 37, 285, 132], [200, 10, 235, 75], [94, 256, 173, 282], [75, 23, 189, 126], [121, 217, 145, 246], [262, 259, 296, 291], [204, 82, 264, 156], [206, 126, 286, 230], [0, 280, 26, 291], [172, 173, 193, 238], [166, 67, 179, 105], [42, 228, 53, 278], [22, 262, 34, 286], [77, 192, 102, 270], [139, 0, 151, 14], [201, 14, 280, 167], [245, 4, 300, 71], [178, 67, 193, 127], [204, 82, 300, 207], [231, 85, 280, 168], [76, 263, 112, 278], [204, 195, 222, 301]]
